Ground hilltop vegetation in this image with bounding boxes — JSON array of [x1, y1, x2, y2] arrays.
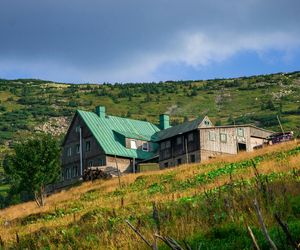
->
[[0, 141, 299, 249], [0, 71, 300, 148]]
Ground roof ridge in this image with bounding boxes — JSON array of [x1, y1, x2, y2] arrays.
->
[[154, 116, 205, 141], [159, 116, 204, 131], [77, 109, 157, 126], [107, 114, 156, 124]]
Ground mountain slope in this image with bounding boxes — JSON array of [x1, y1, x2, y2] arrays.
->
[[0, 141, 299, 249], [0, 71, 299, 148]]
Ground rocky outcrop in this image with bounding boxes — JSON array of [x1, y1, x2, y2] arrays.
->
[[34, 117, 70, 136]]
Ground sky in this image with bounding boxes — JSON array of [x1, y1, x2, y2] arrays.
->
[[0, 0, 299, 83]]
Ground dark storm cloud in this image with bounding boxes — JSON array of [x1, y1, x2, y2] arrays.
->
[[0, 0, 299, 82]]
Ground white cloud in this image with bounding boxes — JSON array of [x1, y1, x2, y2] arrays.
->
[[93, 31, 300, 82], [0, 0, 299, 82]]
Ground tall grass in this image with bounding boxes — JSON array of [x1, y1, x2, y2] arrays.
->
[[0, 141, 299, 249]]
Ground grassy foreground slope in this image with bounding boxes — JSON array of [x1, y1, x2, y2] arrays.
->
[[0, 141, 300, 249]]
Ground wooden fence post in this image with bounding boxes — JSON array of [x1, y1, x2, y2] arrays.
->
[[246, 225, 261, 250], [114, 155, 121, 188], [274, 213, 300, 250], [125, 220, 153, 248], [16, 232, 20, 244], [253, 198, 277, 250]]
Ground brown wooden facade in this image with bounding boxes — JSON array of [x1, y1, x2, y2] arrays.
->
[[61, 114, 134, 182], [157, 124, 273, 168], [159, 129, 200, 168], [62, 114, 106, 181]]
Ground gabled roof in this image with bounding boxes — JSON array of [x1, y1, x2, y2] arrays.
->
[[113, 130, 149, 141], [77, 110, 160, 160], [153, 116, 208, 141]]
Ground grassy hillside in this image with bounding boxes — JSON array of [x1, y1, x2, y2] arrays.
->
[[0, 71, 300, 209], [0, 71, 300, 148], [0, 141, 299, 249]]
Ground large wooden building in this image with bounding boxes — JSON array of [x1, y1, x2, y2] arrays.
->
[[61, 106, 161, 181], [61, 106, 274, 182]]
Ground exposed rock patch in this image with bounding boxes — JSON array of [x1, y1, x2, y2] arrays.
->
[[34, 117, 70, 136]]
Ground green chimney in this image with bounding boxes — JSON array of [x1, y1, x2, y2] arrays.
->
[[95, 106, 106, 118], [159, 114, 170, 129]]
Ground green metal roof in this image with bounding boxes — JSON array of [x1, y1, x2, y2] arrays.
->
[[77, 110, 160, 160], [113, 130, 149, 141], [153, 117, 205, 141]]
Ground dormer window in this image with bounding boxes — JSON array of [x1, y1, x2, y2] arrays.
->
[[130, 140, 137, 149], [142, 142, 149, 151]]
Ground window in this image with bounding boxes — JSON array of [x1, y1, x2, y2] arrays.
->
[[142, 142, 149, 151], [98, 159, 104, 166], [130, 140, 137, 149], [161, 140, 171, 149], [76, 144, 80, 154], [86, 141, 91, 152], [190, 154, 196, 163], [68, 167, 72, 179], [88, 160, 93, 167], [188, 133, 194, 142], [176, 137, 182, 145], [67, 147, 72, 157], [66, 167, 71, 180], [164, 150, 171, 159], [220, 133, 227, 143], [237, 128, 244, 137], [209, 131, 216, 141], [161, 140, 171, 160], [204, 120, 210, 126], [72, 166, 78, 177], [75, 126, 81, 133], [177, 158, 182, 165]]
